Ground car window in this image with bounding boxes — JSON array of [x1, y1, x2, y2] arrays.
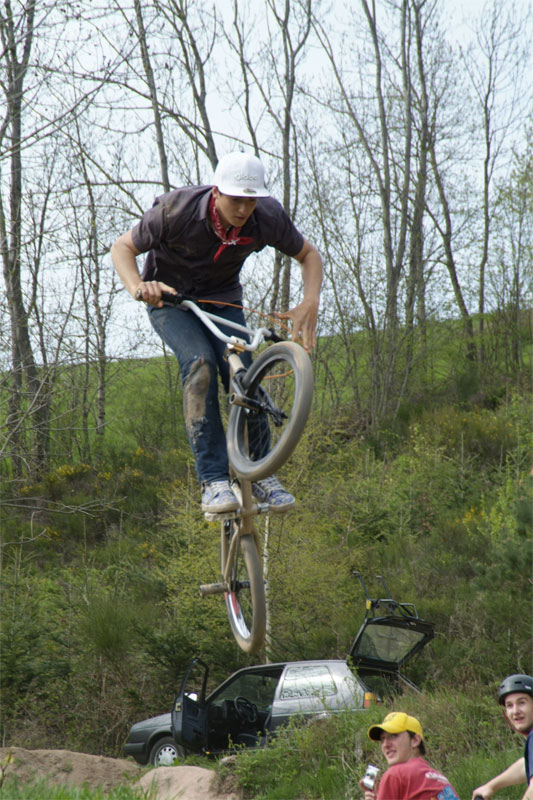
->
[[181, 659, 208, 702], [211, 670, 282, 711], [279, 664, 337, 700], [357, 624, 426, 663]]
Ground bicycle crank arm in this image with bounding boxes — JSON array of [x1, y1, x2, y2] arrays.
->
[[230, 392, 287, 426], [199, 581, 228, 597], [200, 577, 255, 597], [229, 392, 263, 411]]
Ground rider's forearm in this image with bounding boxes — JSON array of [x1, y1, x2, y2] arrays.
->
[[299, 242, 323, 307], [110, 231, 143, 297], [521, 776, 533, 800]]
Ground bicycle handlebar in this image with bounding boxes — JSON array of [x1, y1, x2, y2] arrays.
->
[[135, 288, 285, 349]]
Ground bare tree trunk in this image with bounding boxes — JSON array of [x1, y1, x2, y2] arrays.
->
[[428, 146, 476, 360], [0, 0, 49, 475], [153, 0, 219, 169], [229, 0, 311, 313], [313, 0, 420, 427], [131, 0, 171, 191], [359, 0, 402, 332], [404, 0, 432, 374], [70, 119, 120, 456]]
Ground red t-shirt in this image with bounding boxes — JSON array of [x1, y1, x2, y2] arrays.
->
[[376, 757, 460, 800]]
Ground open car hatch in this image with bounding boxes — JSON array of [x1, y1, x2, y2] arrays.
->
[[348, 573, 435, 692]]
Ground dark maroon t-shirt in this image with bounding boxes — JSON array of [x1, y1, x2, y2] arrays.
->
[[131, 185, 304, 303]]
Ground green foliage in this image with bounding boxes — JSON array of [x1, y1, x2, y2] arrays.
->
[[0, 335, 531, 776], [223, 689, 525, 799], [449, 750, 524, 800], [0, 778, 152, 799], [78, 595, 137, 664]]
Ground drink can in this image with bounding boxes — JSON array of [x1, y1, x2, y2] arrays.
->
[[362, 764, 380, 790]]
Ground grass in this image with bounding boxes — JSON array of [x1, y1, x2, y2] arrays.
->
[[0, 696, 528, 799], [219, 692, 528, 800], [0, 779, 153, 799], [1, 311, 531, 797], [449, 750, 524, 800]]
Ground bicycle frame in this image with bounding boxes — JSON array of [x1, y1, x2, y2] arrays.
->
[[197, 333, 270, 654], [163, 294, 285, 428], [176, 297, 275, 352], [198, 342, 268, 593], [154, 291, 312, 653]]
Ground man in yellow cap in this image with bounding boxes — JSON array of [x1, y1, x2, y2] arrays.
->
[[360, 711, 460, 800]]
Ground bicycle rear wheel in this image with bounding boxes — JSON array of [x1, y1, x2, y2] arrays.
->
[[226, 341, 313, 481], [224, 522, 266, 654]]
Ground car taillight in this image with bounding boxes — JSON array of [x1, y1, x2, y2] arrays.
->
[[363, 692, 377, 708]]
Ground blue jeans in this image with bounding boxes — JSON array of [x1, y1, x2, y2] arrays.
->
[[148, 303, 253, 485]]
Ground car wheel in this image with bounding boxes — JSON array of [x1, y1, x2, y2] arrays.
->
[[149, 736, 184, 767]]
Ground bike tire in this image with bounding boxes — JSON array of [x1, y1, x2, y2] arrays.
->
[[226, 341, 313, 481], [224, 526, 266, 654]]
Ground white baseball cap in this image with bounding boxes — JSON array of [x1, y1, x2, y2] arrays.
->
[[213, 152, 270, 197]]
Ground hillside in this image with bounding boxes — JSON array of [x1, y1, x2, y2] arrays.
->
[[0, 316, 531, 799]]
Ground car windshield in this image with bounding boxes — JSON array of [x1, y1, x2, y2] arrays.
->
[[211, 669, 282, 711]]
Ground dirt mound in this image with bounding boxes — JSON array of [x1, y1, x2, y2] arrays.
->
[[139, 765, 241, 800], [0, 747, 142, 792], [0, 747, 242, 799]]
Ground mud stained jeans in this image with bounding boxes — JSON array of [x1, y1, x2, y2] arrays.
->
[[147, 302, 253, 485]]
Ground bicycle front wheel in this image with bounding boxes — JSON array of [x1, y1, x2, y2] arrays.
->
[[224, 524, 266, 654], [226, 341, 313, 481]]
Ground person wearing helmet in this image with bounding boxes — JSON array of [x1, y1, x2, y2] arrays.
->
[[111, 152, 322, 513], [472, 674, 533, 800], [360, 711, 460, 800]]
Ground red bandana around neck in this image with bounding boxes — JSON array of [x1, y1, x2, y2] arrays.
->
[[209, 194, 253, 261]]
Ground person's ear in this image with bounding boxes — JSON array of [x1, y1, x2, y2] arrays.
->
[[410, 734, 422, 750]]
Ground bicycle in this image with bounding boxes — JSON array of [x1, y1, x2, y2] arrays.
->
[[152, 291, 314, 654]]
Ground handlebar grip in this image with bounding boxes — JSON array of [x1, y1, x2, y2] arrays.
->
[[265, 327, 285, 343], [160, 290, 184, 305], [135, 288, 185, 305]]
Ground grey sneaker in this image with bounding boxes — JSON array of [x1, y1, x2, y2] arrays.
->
[[201, 479, 240, 513], [252, 475, 295, 511]]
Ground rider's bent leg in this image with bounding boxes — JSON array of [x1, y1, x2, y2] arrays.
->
[[147, 304, 230, 484], [181, 355, 230, 484]]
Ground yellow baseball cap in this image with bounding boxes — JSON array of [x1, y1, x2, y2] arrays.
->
[[368, 711, 424, 741]]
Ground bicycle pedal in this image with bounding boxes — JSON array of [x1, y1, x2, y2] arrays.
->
[[203, 510, 240, 522], [264, 503, 295, 514]]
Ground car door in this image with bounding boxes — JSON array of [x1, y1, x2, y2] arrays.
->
[[204, 665, 284, 753], [171, 658, 210, 753]]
